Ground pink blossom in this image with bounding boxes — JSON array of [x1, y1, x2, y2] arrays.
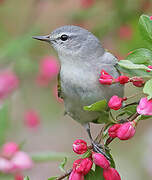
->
[[92, 152, 110, 169], [137, 97, 152, 116], [108, 96, 124, 110], [108, 124, 121, 138], [11, 151, 33, 171], [117, 122, 136, 140], [69, 170, 84, 180], [150, 16, 152, 20], [24, 110, 40, 128], [0, 157, 14, 173], [37, 56, 59, 86], [103, 167, 121, 180], [73, 158, 93, 175], [118, 25, 132, 40], [72, 139, 87, 155], [2, 142, 19, 158], [0, 71, 19, 100]]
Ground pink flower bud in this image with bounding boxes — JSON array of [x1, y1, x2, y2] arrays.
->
[[69, 170, 84, 180], [99, 79, 113, 85], [150, 16, 152, 20], [92, 152, 110, 169], [0, 157, 14, 173], [99, 70, 113, 85], [117, 122, 135, 140], [73, 158, 93, 175], [108, 96, 123, 110], [37, 56, 59, 86], [0, 71, 19, 100], [11, 151, 33, 171], [118, 25, 132, 40], [73, 139, 87, 154], [2, 142, 19, 158], [137, 97, 152, 116], [108, 124, 121, 138], [24, 110, 40, 129], [116, 76, 129, 84], [147, 65, 152, 72], [103, 167, 121, 180], [80, 0, 95, 9], [130, 77, 144, 87]]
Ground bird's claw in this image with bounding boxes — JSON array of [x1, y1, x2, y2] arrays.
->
[[92, 141, 111, 161]]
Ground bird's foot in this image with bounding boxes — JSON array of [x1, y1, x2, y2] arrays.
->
[[91, 141, 111, 160], [84, 123, 110, 160]]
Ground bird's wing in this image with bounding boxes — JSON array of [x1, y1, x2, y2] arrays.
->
[[57, 71, 64, 99]]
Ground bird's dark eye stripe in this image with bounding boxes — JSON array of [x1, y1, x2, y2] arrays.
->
[[60, 34, 68, 41]]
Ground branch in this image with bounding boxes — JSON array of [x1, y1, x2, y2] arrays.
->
[[56, 169, 72, 180]]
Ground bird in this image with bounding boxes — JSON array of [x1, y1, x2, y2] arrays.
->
[[33, 25, 123, 156]]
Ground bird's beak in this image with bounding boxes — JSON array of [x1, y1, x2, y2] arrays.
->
[[32, 35, 50, 43]]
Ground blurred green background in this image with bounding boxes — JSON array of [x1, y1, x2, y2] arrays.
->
[[0, 0, 152, 179]]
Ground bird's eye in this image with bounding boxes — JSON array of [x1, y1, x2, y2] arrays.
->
[[60, 34, 68, 41]]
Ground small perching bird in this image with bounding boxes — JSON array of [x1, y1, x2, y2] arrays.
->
[[33, 25, 123, 156]]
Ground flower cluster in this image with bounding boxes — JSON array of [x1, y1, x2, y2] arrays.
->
[[99, 69, 145, 87], [0, 142, 33, 177], [70, 139, 121, 180], [108, 95, 152, 116], [108, 121, 136, 140]]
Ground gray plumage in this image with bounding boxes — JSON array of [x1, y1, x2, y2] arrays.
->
[[33, 25, 124, 125]]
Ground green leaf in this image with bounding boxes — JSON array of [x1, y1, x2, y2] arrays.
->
[[116, 64, 152, 77], [95, 111, 110, 124], [118, 60, 151, 71], [48, 177, 57, 180], [59, 157, 67, 173], [94, 166, 105, 180], [105, 148, 115, 168], [143, 79, 152, 99], [82, 150, 92, 158], [0, 102, 9, 146], [83, 99, 107, 112], [122, 105, 137, 115], [117, 60, 152, 77], [126, 48, 152, 65], [24, 177, 30, 180], [85, 170, 96, 180], [85, 166, 104, 180], [139, 14, 152, 44]]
